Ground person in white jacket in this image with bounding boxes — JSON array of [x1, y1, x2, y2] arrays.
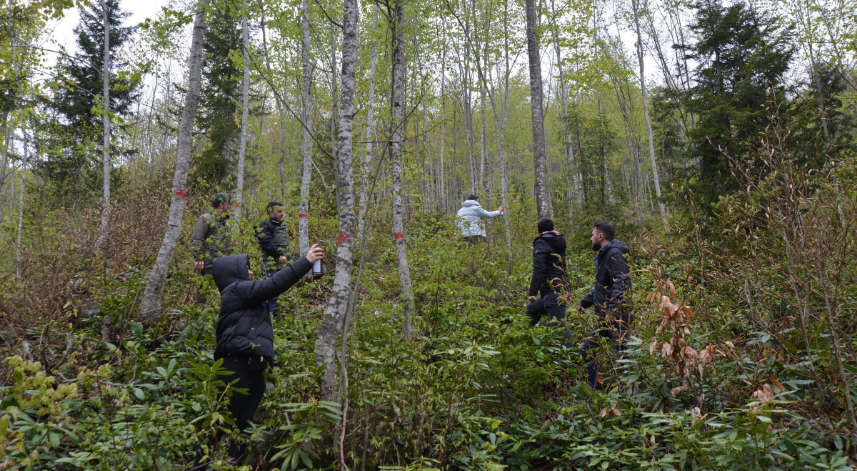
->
[[455, 194, 505, 243]]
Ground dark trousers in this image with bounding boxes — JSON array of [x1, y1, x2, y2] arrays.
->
[[264, 267, 279, 314], [195, 267, 213, 305], [463, 235, 486, 244], [526, 294, 572, 345], [193, 355, 267, 469], [581, 313, 631, 389]]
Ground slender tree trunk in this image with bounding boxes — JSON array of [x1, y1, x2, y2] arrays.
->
[[358, 5, 379, 239], [0, 111, 10, 228], [299, 0, 313, 257], [391, 0, 414, 339], [549, 0, 576, 223], [499, 2, 512, 252], [10, 7, 27, 281], [439, 26, 446, 212], [632, 0, 666, 223], [259, 4, 288, 200], [95, 0, 111, 253], [235, 2, 250, 217], [525, 0, 552, 218], [139, 3, 208, 324], [315, 0, 358, 401]]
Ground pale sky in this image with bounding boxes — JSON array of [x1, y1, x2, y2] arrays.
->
[[45, 1, 168, 59]]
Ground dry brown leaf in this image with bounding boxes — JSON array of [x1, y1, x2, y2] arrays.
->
[[600, 408, 608, 418], [650, 338, 659, 355], [769, 377, 785, 393], [611, 407, 621, 417], [661, 343, 673, 357], [596, 373, 603, 384], [725, 341, 735, 349], [667, 280, 677, 298], [680, 306, 695, 318]]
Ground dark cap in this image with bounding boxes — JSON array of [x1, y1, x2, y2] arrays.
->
[[212, 193, 231, 208]]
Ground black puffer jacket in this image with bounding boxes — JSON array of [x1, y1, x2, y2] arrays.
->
[[580, 240, 632, 316], [212, 254, 312, 360], [528, 232, 568, 297]]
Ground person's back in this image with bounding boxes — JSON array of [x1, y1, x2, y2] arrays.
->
[[455, 195, 503, 242], [526, 219, 572, 339], [192, 194, 233, 273]]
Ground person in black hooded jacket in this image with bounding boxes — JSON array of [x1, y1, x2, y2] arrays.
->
[[526, 218, 573, 344], [197, 245, 323, 467], [577, 220, 632, 389]]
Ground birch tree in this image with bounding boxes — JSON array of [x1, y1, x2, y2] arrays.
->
[[631, 0, 666, 222], [139, 3, 208, 324], [234, 0, 250, 217], [298, 0, 313, 257], [94, 0, 111, 253], [315, 0, 358, 401], [390, 0, 415, 339], [525, 0, 553, 218], [357, 5, 379, 239]]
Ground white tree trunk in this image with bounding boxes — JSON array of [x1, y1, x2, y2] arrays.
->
[[632, 0, 666, 223], [235, 3, 250, 217], [315, 0, 358, 402], [525, 0, 552, 219], [139, 3, 208, 324], [357, 5, 379, 239], [298, 0, 313, 257], [391, 0, 414, 339], [549, 0, 576, 223], [95, 0, 111, 253], [10, 8, 28, 281]]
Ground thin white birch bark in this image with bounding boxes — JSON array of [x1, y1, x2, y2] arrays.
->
[[95, 0, 111, 253], [391, 0, 414, 339], [549, 0, 576, 222], [632, 0, 666, 223], [357, 5, 379, 239], [298, 0, 313, 257], [235, 2, 250, 217], [315, 0, 358, 402], [10, 5, 28, 281], [139, 3, 208, 324]]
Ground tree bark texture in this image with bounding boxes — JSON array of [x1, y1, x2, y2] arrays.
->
[[391, 0, 414, 339], [139, 3, 208, 324], [525, 0, 552, 219], [95, 0, 111, 253], [299, 0, 313, 257], [315, 0, 358, 402], [235, 3, 250, 217], [357, 5, 379, 240], [632, 0, 666, 223]]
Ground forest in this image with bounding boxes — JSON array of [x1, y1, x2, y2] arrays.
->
[[1, 0, 856, 468]]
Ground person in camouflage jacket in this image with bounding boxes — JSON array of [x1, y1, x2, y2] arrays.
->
[[192, 193, 233, 303]]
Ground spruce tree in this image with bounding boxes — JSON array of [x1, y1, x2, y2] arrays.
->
[[683, 0, 793, 206], [40, 0, 137, 204], [194, 4, 242, 182]]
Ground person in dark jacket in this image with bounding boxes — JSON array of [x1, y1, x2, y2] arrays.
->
[[201, 245, 323, 466], [526, 218, 572, 343], [256, 201, 294, 314], [577, 220, 632, 389]]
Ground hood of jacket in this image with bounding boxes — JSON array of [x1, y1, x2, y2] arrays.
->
[[461, 199, 481, 209], [598, 239, 630, 259], [535, 232, 567, 253], [212, 254, 251, 292]]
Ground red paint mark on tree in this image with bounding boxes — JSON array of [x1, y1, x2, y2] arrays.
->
[[394, 233, 404, 240], [299, 213, 308, 219], [174, 190, 186, 199], [337, 233, 347, 244]]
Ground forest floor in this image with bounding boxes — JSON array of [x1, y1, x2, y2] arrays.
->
[[1, 202, 856, 470]]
